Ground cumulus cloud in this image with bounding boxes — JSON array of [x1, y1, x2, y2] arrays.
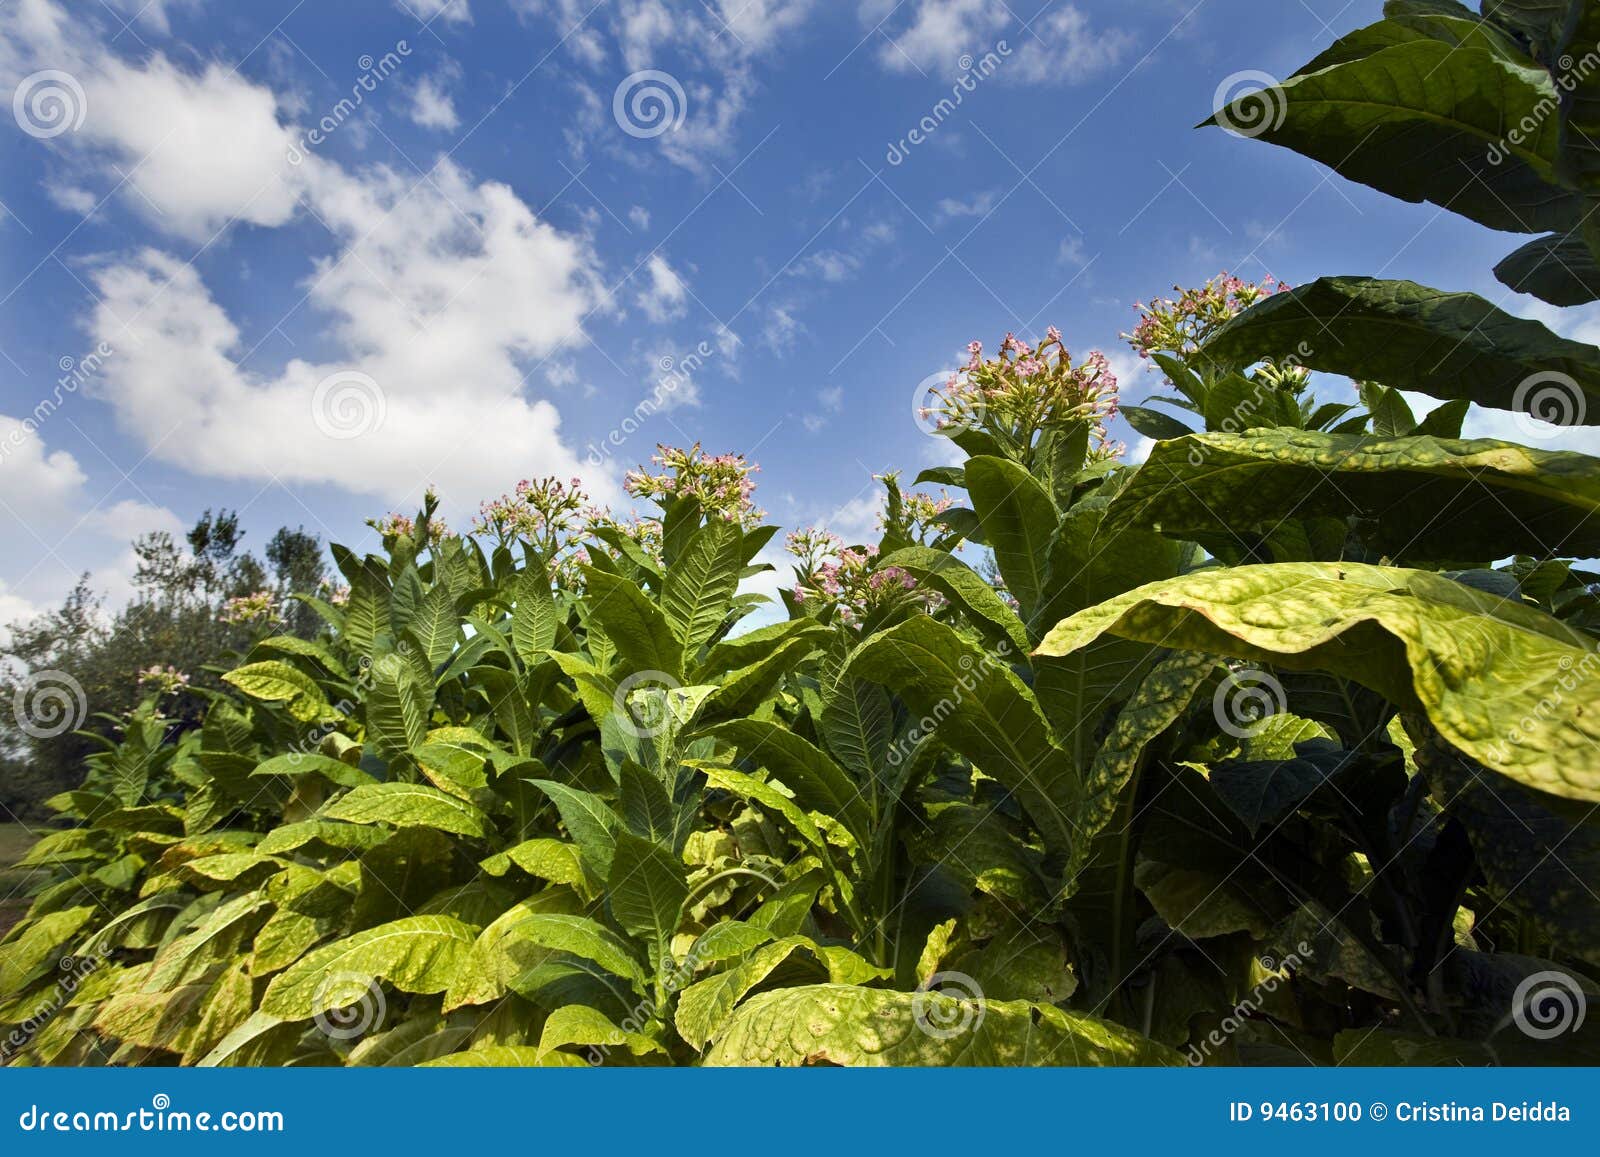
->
[[0, 418, 182, 619], [87, 154, 613, 506], [408, 70, 461, 131], [636, 254, 689, 322], [873, 1, 1130, 83], [1, 0, 628, 521]]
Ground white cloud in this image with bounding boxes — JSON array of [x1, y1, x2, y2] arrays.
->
[[934, 189, 999, 222], [761, 305, 802, 354], [1, 1, 619, 518], [792, 249, 860, 282], [545, 360, 580, 387], [636, 254, 688, 322], [400, 0, 472, 24], [629, 204, 651, 230], [1008, 5, 1133, 84], [100, 0, 201, 35], [875, 1, 1130, 83], [0, 418, 183, 617], [0, 415, 89, 520], [515, 0, 815, 169], [0, 9, 303, 242], [408, 71, 460, 131], [47, 184, 98, 215], [1058, 234, 1086, 266], [86, 152, 614, 508]]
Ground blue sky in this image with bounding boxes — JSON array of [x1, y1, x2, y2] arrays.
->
[[1, 0, 1593, 624]]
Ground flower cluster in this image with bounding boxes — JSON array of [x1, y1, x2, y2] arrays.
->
[[137, 664, 190, 696], [786, 529, 935, 626], [624, 444, 764, 528], [319, 581, 350, 608], [367, 494, 453, 551], [473, 476, 588, 553], [219, 590, 280, 626], [924, 327, 1120, 457], [880, 479, 956, 546], [1125, 271, 1291, 362]]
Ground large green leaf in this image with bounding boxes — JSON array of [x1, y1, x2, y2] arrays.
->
[[661, 519, 744, 654], [1109, 430, 1600, 560], [606, 832, 688, 965], [324, 783, 492, 839], [847, 617, 1076, 852], [583, 568, 683, 677], [260, 916, 477, 1020], [675, 936, 885, 1050], [1201, 277, 1600, 420], [364, 654, 431, 760], [1494, 229, 1600, 305], [701, 984, 1182, 1066], [1208, 39, 1580, 232], [405, 582, 458, 671], [703, 719, 871, 844], [1036, 562, 1600, 803], [963, 456, 1059, 625], [879, 545, 1029, 654], [512, 565, 559, 668], [222, 661, 333, 723]]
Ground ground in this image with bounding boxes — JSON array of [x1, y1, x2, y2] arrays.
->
[[0, 823, 41, 939]]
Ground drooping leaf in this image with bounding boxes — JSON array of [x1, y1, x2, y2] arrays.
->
[[879, 546, 1030, 654], [1109, 429, 1600, 561], [260, 915, 478, 1020], [1494, 229, 1600, 305], [324, 783, 492, 839], [1036, 562, 1600, 803], [703, 719, 871, 845], [583, 568, 683, 677], [1206, 39, 1580, 232], [701, 984, 1182, 1066], [1201, 277, 1600, 420]]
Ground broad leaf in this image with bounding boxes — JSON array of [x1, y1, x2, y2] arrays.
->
[[260, 916, 477, 1020], [1036, 562, 1600, 803], [1201, 277, 1600, 420], [1110, 429, 1600, 561], [701, 984, 1182, 1066]]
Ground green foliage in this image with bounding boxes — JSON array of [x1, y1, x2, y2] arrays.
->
[[4, 3, 1600, 1068]]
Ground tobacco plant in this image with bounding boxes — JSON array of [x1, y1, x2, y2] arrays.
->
[[4, 0, 1600, 1067]]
